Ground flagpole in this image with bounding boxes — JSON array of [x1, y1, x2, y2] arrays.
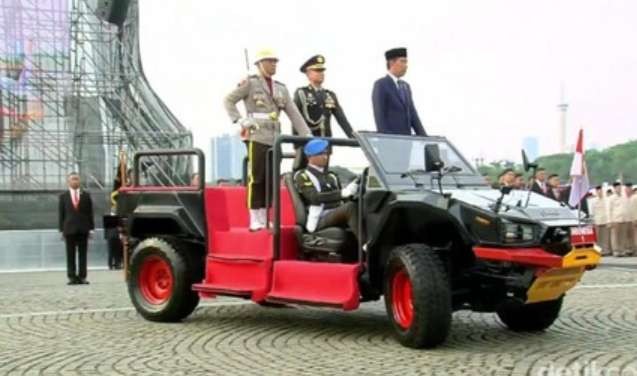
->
[[576, 199, 584, 244]]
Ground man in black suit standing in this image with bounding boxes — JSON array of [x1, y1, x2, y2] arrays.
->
[[530, 167, 548, 195], [545, 174, 562, 201], [59, 172, 94, 285]]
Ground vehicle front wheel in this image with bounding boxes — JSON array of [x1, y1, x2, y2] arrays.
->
[[128, 238, 200, 322], [496, 297, 563, 332], [383, 244, 452, 349]]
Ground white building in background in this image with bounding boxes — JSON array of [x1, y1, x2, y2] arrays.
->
[[209, 134, 246, 183]]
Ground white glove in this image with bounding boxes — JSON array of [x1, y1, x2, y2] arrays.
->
[[238, 118, 259, 130], [341, 180, 359, 198]]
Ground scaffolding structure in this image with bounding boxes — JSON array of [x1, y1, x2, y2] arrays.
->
[[0, 0, 192, 192], [0, 0, 192, 229]]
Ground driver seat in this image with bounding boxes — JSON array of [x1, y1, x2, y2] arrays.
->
[[283, 172, 350, 261]]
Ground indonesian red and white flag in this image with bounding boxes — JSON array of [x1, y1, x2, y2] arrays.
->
[[568, 129, 590, 207]]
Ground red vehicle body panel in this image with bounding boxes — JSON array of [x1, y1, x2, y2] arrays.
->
[[193, 186, 360, 309], [269, 261, 359, 310], [473, 246, 563, 268]]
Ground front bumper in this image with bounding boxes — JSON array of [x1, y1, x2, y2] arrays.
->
[[473, 245, 600, 304]]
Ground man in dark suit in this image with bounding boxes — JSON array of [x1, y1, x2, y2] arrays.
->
[[59, 172, 94, 285], [545, 174, 562, 201], [545, 174, 588, 215], [372, 47, 426, 136], [530, 167, 548, 195]]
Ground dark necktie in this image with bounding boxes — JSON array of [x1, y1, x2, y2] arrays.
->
[[397, 80, 408, 104]]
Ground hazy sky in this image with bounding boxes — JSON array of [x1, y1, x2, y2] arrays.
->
[[139, 0, 637, 164]]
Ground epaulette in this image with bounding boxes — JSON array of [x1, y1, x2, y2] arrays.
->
[[237, 76, 257, 87], [328, 172, 340, 183], [274, 80, 286, 87], [297, 171, 313, 186]]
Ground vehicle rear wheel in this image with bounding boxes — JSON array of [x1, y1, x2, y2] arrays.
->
[[128, 238, 200, 322], [496, 297, 563, 332], [383, 244, 452, 348]]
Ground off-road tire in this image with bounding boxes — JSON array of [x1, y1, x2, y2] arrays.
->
[[496, 297, 563, 332], [384, 244, 452, 348], [128, 237, 200, 322]]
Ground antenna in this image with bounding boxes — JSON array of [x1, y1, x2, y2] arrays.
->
[[244, 48, 250, 75]]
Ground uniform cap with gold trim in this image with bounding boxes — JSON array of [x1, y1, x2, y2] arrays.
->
[[300, 54, 326, 73], [254, 48, 278, 64]]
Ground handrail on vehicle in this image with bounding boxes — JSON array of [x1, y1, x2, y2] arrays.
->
[[271, 135, 359, 260]]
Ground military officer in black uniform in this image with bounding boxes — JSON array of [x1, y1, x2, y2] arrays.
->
[[293, 55, 354, 138], [294, 138, 360, 240]]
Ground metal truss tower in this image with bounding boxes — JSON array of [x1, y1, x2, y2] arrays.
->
[[0, 0, 192, 228]]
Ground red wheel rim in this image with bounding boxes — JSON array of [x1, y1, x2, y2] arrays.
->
[[391, 268, 414, 329], [138, 255, 173, 305]]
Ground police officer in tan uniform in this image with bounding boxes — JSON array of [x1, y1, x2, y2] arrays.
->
[[224, 48, 311, 231]]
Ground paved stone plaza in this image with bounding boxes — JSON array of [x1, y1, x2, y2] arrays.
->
[[1, 258, 636, 376]]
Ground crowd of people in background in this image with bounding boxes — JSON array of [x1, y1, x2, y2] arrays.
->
[[591, 182, 637, 257], [485, 167, 637, 257]]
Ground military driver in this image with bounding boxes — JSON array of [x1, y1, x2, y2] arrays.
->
[[294, 138, 360, 240], [224, 48, 311, 231]]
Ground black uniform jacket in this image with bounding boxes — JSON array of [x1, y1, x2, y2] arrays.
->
[[294, 166, 343, 210], [293, 85, 354, 138]]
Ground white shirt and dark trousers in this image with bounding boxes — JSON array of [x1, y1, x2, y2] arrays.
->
[[59, 188, 94, 284]]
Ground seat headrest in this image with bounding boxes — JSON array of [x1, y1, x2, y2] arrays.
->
[[283, 172, 306, 227]]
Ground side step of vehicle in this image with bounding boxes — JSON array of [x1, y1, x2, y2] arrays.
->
[[266, 261, 360, 310], [192, 257, 272, 301]]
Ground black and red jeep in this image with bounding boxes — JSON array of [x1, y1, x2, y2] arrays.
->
[[117, 132, 599, 349]]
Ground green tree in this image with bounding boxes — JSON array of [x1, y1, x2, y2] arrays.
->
[[477, 139, 637, 186]]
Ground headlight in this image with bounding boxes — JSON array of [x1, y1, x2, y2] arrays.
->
[[501, 221, 538, 244]]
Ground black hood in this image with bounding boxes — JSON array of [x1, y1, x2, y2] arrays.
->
[[445, 188, 580, 225]]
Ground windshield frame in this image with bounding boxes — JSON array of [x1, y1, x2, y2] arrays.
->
[[354, 131, 484, 189]]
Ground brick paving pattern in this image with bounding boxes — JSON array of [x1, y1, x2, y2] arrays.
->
[[1, 258, 636, 375]]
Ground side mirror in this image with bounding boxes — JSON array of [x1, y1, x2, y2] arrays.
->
[[425, 144, 445, 172], [521, 149, 538, 172]]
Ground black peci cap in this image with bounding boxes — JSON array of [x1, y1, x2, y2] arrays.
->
[[385, 47, 407, 61]]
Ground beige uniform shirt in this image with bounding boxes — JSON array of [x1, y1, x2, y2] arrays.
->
[[608, 193, 629, 223], [591, 197, 609, 225], [629, 194, 637, 222], [224, 74, 310, 145]]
